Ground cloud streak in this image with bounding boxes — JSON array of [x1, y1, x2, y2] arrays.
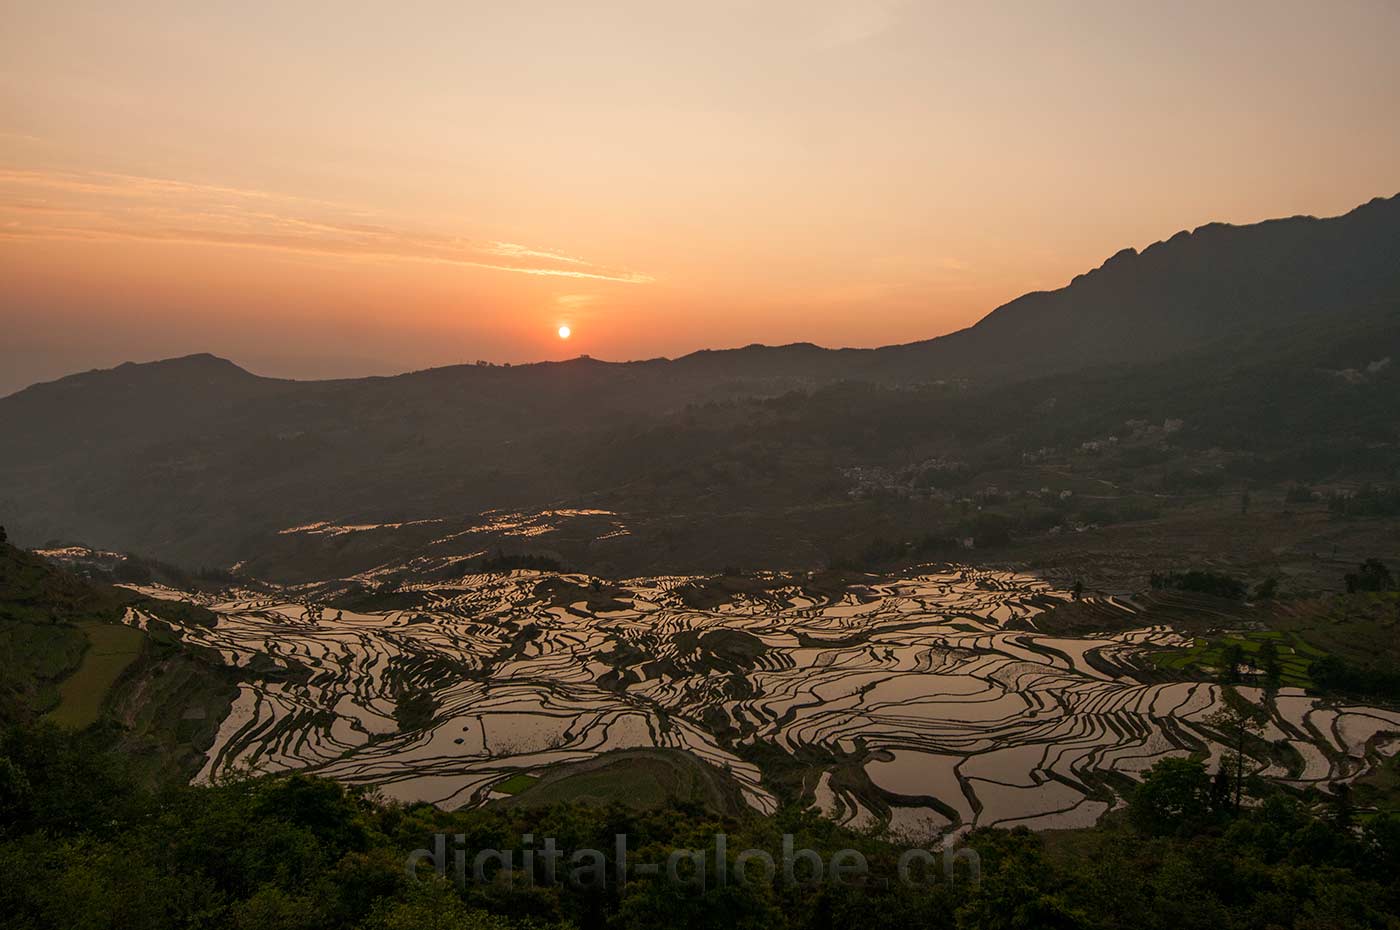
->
[[0, 168, 653, 284]]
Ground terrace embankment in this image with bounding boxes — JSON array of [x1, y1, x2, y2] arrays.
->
[[110, 565, 1400, 837]]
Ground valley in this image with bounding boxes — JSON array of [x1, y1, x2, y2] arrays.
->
[[6, 9, 1400, 924], [114, 564, 1400, 839]]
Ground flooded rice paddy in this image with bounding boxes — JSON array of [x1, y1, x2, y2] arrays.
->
[[123, 567, 1400, 837]]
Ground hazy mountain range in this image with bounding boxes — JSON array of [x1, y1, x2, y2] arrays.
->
[[3, 193, 1397, 577]]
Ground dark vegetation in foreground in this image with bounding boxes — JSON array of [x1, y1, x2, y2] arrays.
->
[[2, 722, 1400, 930]]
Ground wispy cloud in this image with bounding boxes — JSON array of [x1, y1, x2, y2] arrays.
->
[[0, 168, 653, 284], [483, 242, 591, 266]]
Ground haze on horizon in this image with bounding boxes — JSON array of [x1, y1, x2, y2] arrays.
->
[[2, 0, 1399, 396]]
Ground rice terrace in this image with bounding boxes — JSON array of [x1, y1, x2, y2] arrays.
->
[[113, 564, 1400, 840]]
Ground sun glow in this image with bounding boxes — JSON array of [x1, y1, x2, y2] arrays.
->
[[557, 325, 571, 340]]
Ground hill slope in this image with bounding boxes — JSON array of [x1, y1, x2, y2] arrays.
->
[[877, 193, 1400, 381], [0, 538, 237, 783]]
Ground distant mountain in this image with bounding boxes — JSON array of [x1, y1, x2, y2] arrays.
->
[[876, 193, 1400, 381], [2, 193, 1397, 570]]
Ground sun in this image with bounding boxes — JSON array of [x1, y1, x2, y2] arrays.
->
[[557, 325, 572, 340]]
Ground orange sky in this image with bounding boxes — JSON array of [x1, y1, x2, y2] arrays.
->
[[3, 1, 1399, 394]]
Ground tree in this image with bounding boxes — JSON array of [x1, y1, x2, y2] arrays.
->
[[0, 525, 7, 545], [1071, 579, 1084, 601], [1346, 559, 1395, 593], [1257, 639, 1282, 693], [1130, 757, 1212, 836], [1209, 762, 1231, 815], [1285, 483, 1316, 504], [112, 559, 154, 585], [1221, 642, 1245, 684], [1363, 811, 1400, 880], [1331, 782, 1354, 829], [361, 879, 521, 930], [1151, 570, 1246, 600], [0, 756, 31, 833], [1205, 690, 1267, 813]]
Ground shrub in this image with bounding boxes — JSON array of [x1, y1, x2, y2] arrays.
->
[[1150, 570, 1246, 600]]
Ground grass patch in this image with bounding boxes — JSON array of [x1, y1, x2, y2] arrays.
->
[[494, 773, 539, 795], [515, 764, 671, 808], [47, 622, 145, 729], [1149, 592, 1400, 698], [1352, 752, 1400, 817], [495, 748, 746, 816], [1151, 630, 1318, 689], [1277, 592, 1400, 663]]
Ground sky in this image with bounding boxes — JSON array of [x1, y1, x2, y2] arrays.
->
[[2, 0, 1399, 395]]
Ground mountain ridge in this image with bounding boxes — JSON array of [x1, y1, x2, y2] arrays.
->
[[2, 192, 1398, 569], [10, 191, 1396, 400]]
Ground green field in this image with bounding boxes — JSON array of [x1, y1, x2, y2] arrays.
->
[[1148, 593, 1400, 694], [494, 749, 745, 815], [47, 621, 145, 729], [493, 772, 539, 795], [1276, 592, 1400, 665], [1151, 629, 1322, 689]]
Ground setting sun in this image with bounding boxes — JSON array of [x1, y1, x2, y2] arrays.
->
[[557, 325, 571, 340]]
